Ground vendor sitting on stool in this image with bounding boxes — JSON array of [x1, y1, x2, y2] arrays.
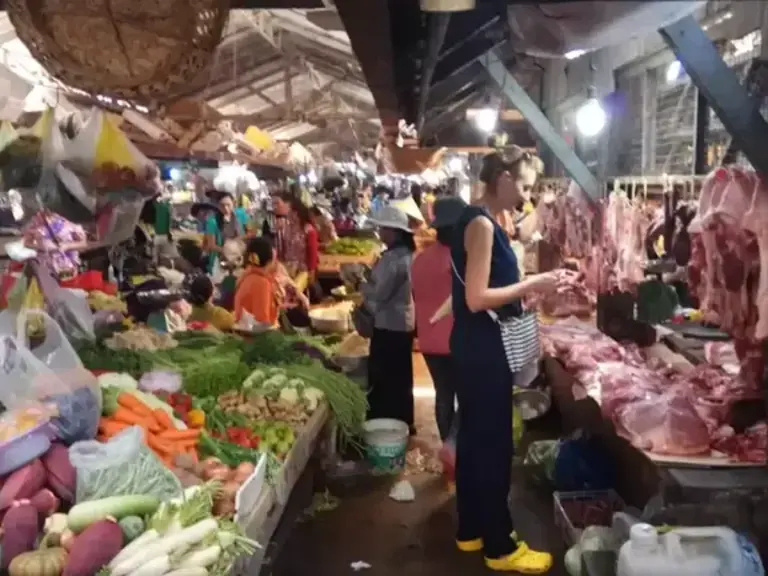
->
[[234, 237, 281, 327], [234, 238, 309, 328], [185, 274, 235, 331]]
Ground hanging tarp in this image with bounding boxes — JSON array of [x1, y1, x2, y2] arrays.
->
[[288, 142, 314, 166], [507, 1, 703, 58], [0, 121, 19, 155], [64, 108, 154, 174], [382, 147, 446, 175], [244, 126, 275, 151]]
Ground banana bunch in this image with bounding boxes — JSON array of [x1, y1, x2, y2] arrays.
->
[[23, 279, 45, 338], [87, 290, 127, 313]]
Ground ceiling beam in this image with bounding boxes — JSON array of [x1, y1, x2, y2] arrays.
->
[[194, 57, 285, 102], [335, 0, 400, 129]]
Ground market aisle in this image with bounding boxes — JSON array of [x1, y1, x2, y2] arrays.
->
[[267, 354, 567, 576]]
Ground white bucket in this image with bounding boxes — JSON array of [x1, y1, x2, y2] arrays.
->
[[363, 418, 409, 474]]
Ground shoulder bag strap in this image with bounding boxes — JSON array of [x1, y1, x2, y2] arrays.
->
[[449, 255, 500, 322]]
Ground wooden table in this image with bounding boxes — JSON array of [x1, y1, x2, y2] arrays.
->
[[317, 253, 377, 276]]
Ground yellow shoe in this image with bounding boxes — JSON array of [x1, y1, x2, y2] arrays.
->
[[456, 538, 483, 552], [484, 543, 553, 573], [456, 532, 519, 553]]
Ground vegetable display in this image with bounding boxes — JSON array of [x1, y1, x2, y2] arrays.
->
[[322, 237, 378, 256], [99, 390, 200, 465]]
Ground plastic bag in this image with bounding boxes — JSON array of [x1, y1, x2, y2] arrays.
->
[[0, 309, 101, 443], [523, 440, 560, 484], [139, 371, 183, 394], [63, 109, 152, 174], [29, 259, 95, 341], [0, 334, 67, 412], [69, 426, 182, 502]]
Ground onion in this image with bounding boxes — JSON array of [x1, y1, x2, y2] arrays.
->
[[204, 465, 232, 482], [213, 498, 236, 517], [202, 457, 222, 471], [233, 462, 256, 483]]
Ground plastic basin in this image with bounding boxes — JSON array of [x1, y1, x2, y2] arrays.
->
[[363, 418, 409, 475]]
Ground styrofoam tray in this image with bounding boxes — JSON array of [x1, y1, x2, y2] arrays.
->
[[235, 452, 267, 526]]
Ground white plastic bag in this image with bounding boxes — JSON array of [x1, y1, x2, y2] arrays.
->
[[0, 309, 101, 443], [29, 259, 95, 341], [69, 426, 182, 501]]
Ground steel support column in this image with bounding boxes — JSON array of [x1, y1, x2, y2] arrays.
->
[[693, 90, 710, 174], [480, 51, 601, 202], [659, 16, 768, 174]]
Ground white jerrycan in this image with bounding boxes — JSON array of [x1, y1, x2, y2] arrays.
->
[[617, 523, 764, 576]]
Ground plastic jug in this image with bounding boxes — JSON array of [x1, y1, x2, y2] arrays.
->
[[617, 523, 764, 576]]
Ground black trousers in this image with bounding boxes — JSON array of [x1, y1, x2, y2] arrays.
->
[[423, 353, 457, 441], [367, 328, 415, 427], [455, 353, 516, 558]]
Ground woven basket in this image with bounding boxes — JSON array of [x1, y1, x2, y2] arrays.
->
[[8, 0, 230, 101]]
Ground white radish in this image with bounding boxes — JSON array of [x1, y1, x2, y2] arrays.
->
[[112, 519, 219, 576], [126, 555, 171, 576], [177, 545, 222, 569], [165, 570, 208, 576], [109, 529, 160, 568], [164, 569, 208, 576]]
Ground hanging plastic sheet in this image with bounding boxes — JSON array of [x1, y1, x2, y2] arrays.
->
[[63, 108, 153, 174], [507, 2, 704, 59]]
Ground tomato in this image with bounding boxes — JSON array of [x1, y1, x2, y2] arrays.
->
[[250, 437, 260, 449]]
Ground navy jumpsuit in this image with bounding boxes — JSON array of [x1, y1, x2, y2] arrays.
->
[[450, 205, 521, 559]]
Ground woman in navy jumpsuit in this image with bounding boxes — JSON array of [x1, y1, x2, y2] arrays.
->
[[450, 149, 560, 573]]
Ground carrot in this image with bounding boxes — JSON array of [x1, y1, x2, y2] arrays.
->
[[153, 408, 175, 431], [158, 428, 201, 442], [117, 392, 154, 418], [112, 407, 150, 426], [147, 434, 174, 456], [98, 418, 129, 437], [175, 439, 199, 451]]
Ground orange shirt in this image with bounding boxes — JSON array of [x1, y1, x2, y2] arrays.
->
[[234, 267, 280, 326]]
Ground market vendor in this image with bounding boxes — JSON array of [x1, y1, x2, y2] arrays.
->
[[362, 204, 416, 435], [234, 237, 281, 326], [185, 273, 236, 331], [310, 200, 338, 246], [234, 237, 309, 327], [281, 195, 319, 292], [203, 191, 251, 275], [450, 148, 559, 573]]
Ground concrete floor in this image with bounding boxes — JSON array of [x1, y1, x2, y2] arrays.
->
[[268, 354, 568, 576]]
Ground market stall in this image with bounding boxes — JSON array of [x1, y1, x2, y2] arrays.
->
[[0, 248, 368, 576]]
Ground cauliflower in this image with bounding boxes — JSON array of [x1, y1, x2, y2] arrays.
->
[[242, 369, 266, 390], [279, 387, 300, 405], [97, 372, 138, 391], [287, 378, 305, 389], [302, 387, 325, 411]]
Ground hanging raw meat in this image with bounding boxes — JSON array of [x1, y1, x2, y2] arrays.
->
[[742, 171, 768, 340], [689, 167, 760, 339]]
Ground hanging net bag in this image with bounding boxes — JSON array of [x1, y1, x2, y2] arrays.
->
[[7, 0, 230, 101]]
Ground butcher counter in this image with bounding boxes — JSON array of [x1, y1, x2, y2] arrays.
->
[[539, 324, 768, 560]]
